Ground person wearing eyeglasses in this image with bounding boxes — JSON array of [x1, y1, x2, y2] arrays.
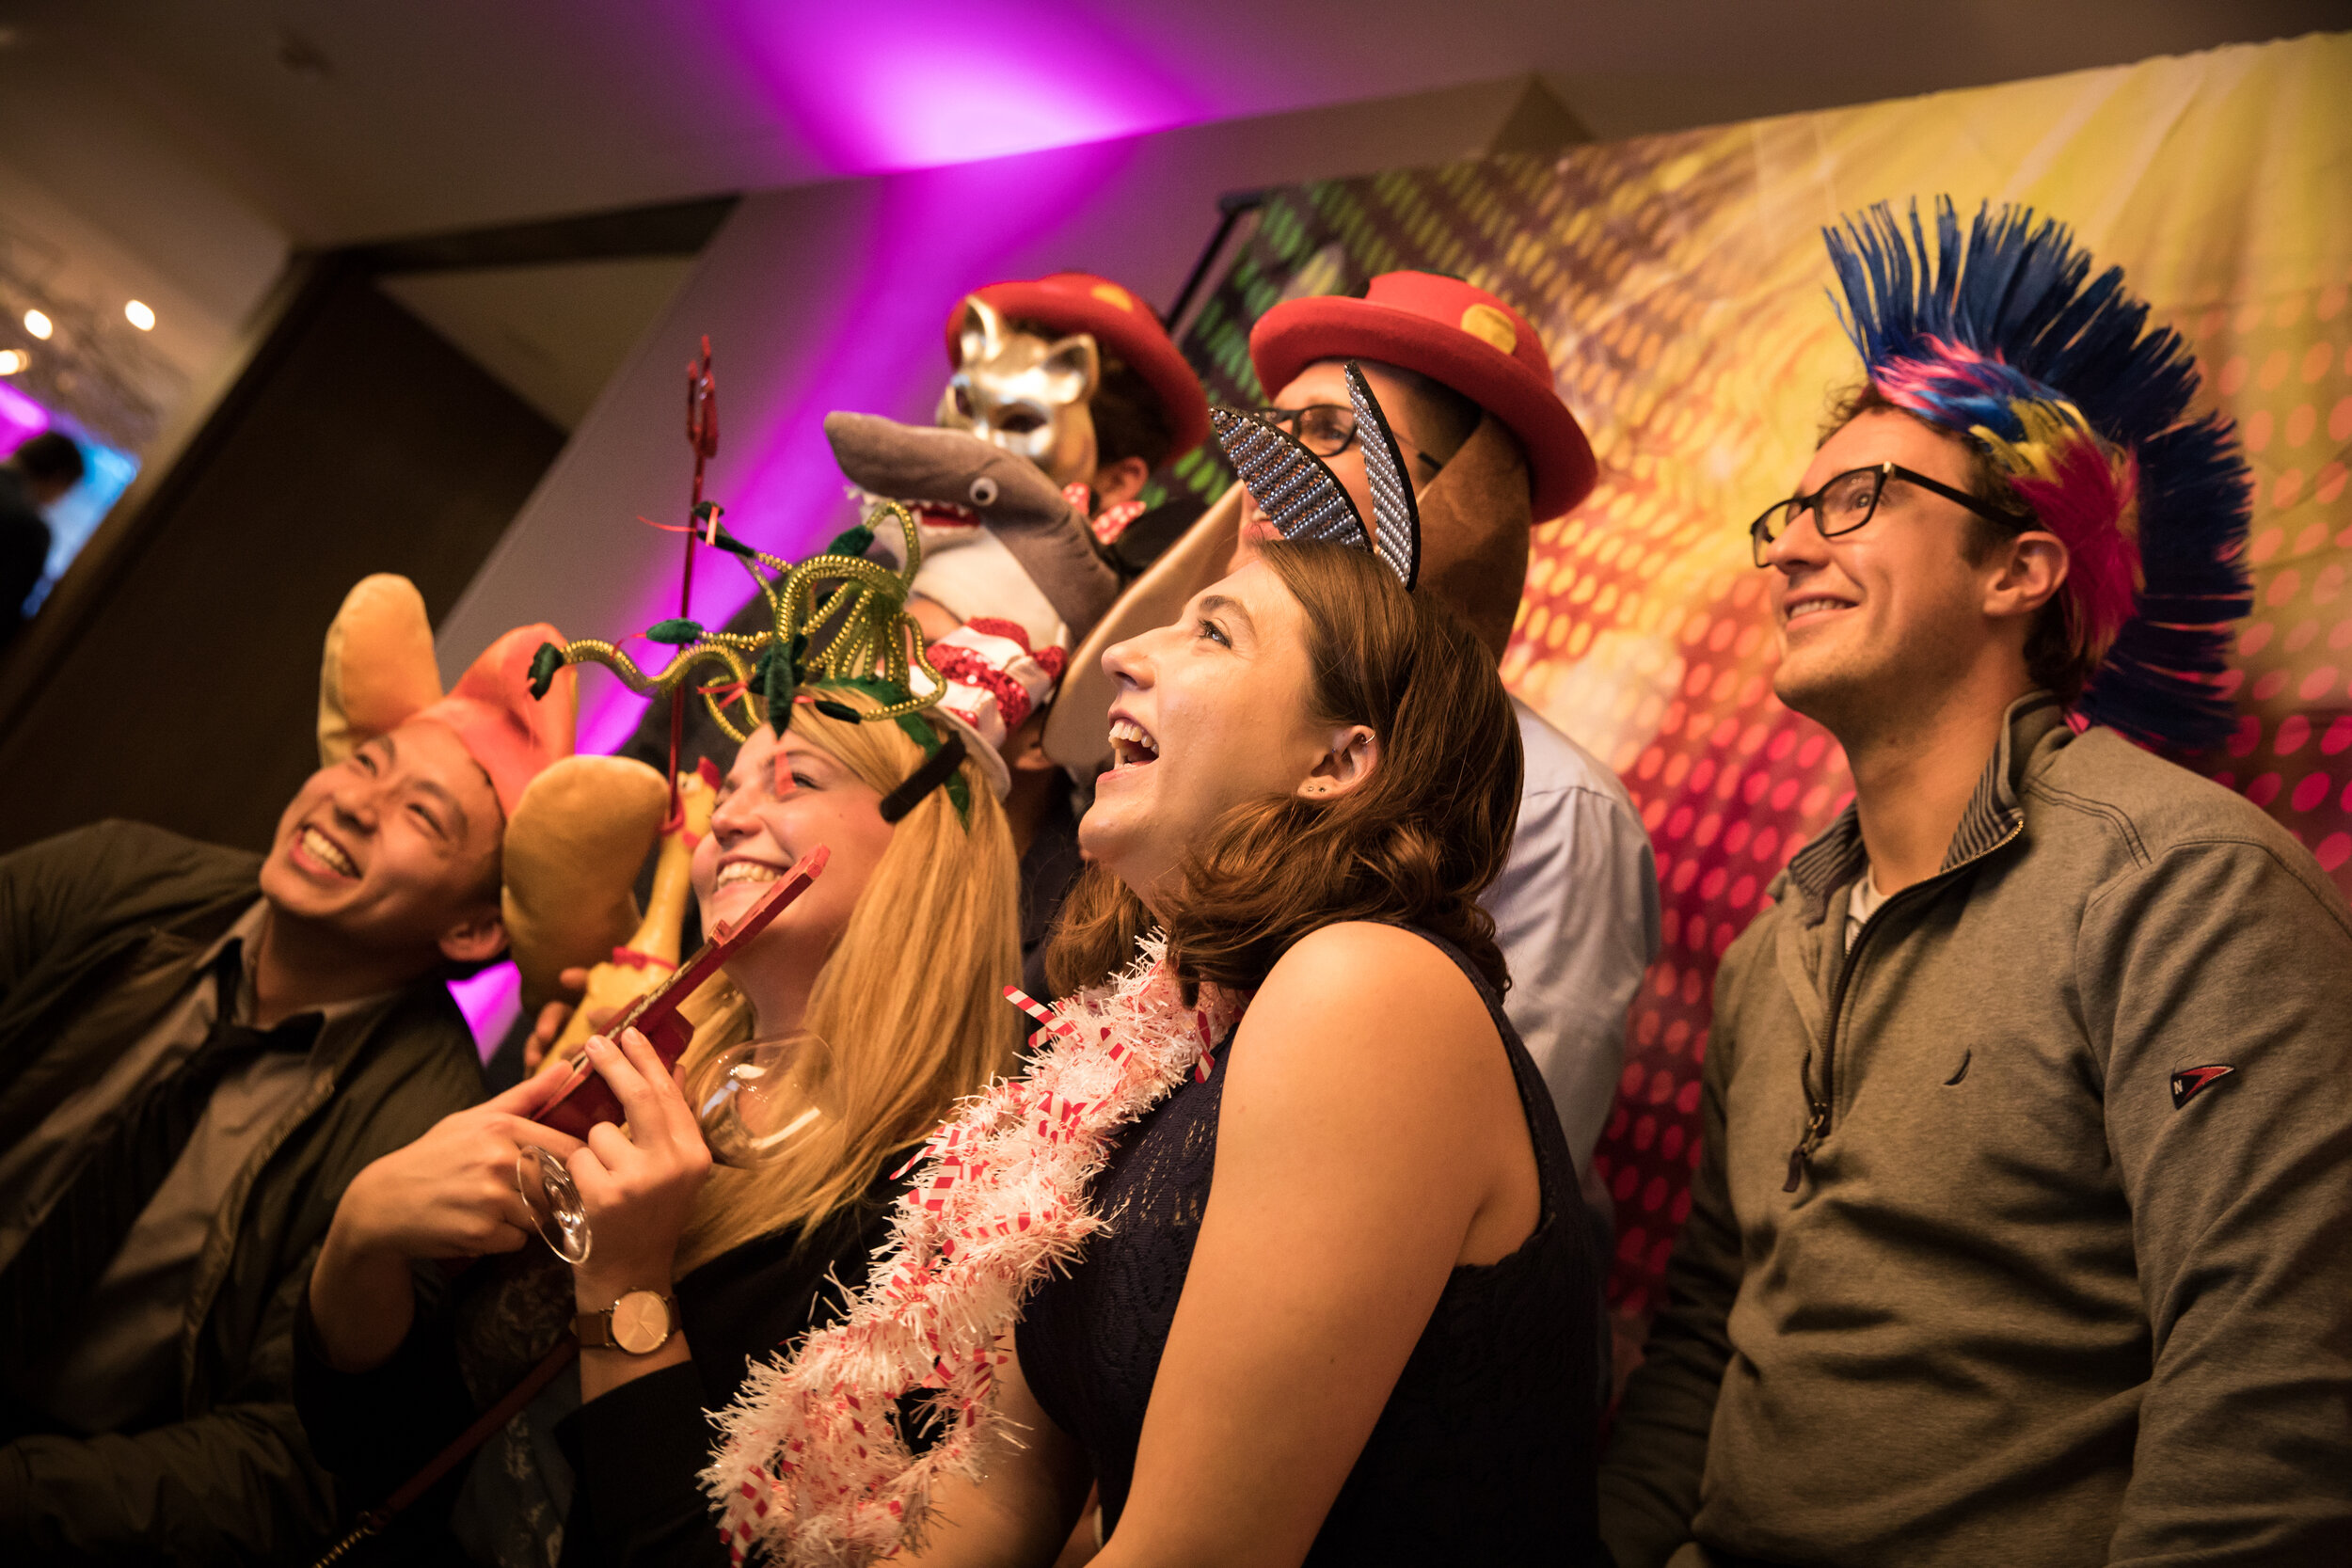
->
[[1599, 201, 2352, 1568], [1049, 273, 1661, 1202]]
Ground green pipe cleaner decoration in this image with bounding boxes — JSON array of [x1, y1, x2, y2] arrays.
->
[[536, 499, 944, 746]]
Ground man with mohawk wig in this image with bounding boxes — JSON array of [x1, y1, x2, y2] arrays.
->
[[1601, 200, 2352, 1566]]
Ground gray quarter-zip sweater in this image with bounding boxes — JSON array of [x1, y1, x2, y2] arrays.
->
[[1600, 694, 2352, 1567]]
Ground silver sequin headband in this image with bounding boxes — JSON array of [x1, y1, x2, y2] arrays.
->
[[1207, 360, 1422, 590]]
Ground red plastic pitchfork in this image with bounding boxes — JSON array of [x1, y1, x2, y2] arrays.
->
[[531, 846, 829, 1138], [664, 337, 722, 819]]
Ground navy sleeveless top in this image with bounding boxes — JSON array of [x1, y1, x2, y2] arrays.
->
[[1015, 928, 1604, 1564]]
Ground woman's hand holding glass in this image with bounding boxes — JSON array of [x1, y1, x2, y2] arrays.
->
[[315, 1014, 834, 1381], [514, 1026, 835, 1261], [562, 1028, 713, 1305]]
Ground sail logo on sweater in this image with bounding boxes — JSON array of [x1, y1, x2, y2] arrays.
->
[[2169, 1064, 2236, 1108]]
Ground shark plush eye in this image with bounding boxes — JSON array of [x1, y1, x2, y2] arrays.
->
[[969, 476, 999, 507]]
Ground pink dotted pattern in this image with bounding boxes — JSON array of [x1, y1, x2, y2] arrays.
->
[[1538, 576, 1858, 1320], [2195, 285, 2352, 883], [1508, 195, 2352, 1329]]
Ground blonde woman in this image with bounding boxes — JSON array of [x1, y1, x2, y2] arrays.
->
[[297, 689, 1021, 1568]]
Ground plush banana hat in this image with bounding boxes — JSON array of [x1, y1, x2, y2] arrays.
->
[[318, 574, 669, 1010]]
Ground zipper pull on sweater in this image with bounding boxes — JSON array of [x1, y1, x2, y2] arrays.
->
[[1784, 1103, 1828, 1192]]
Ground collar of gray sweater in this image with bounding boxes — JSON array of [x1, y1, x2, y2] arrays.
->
[[1778, 690, 2068, 927]]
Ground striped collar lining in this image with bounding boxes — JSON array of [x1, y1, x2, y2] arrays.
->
[[1783, 692, 2063, 926]]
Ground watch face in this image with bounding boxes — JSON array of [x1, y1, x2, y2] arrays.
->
[[610, 1291, 672, 1354]]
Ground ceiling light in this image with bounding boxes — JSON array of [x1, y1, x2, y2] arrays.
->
[[0, 349, 24, 375], [23, 309, 52, 340], [124, 300, 155, 331]]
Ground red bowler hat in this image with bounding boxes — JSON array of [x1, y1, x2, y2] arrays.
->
[[946, 272, 1211, 461], [1250, 272, 1596, 520]]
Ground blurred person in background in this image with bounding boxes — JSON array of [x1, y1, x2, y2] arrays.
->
[[0, 431, 84, 647]]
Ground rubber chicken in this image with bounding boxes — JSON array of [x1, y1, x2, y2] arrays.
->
[[547, 757, 726, 1060]]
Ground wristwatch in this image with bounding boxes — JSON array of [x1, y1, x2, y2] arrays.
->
[[574, 1290, 677, 1354]]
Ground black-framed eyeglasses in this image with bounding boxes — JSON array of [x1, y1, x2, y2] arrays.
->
[[1252, 403, 1359, 458], [1253, 402, 1443, 479], [1748, 462, 2032, 567]]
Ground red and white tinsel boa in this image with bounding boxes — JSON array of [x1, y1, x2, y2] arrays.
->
[[700, 933, 1241, 1566]]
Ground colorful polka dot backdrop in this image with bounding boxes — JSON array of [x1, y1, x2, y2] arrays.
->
[[1173, 38, 2352, 1338]]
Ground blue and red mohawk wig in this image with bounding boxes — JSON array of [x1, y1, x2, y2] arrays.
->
[[1825, 198, 2252, 751]]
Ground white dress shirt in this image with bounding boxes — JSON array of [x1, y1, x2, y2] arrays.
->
[[1483, 698, 1661, 1174]]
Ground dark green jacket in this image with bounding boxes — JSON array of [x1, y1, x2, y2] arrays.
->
[[0, 822, 484, 1564], [1600, 696, 2352, 1567]]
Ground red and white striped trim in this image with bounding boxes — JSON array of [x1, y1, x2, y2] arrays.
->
[[923, 618, 1064, 755], [701, 936, 1240, 1565]]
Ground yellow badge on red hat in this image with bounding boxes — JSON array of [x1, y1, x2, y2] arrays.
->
[[1090, 281, 1136, 312], [1459, 302, 1518, 355]]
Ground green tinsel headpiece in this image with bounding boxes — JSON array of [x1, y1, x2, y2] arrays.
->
[[528, 499, 969, 821]]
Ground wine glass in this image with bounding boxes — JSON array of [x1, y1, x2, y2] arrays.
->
[[685, 1029, 835, 1169], [516, 1141, 592, 1264]]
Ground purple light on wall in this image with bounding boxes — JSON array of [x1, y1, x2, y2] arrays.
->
[[0, 381, 50, 452], [448, 960, 523, 1063], [713, 2, 1204, 173], [578, 676, 656, 759], [575, 133, 1140, 761]]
